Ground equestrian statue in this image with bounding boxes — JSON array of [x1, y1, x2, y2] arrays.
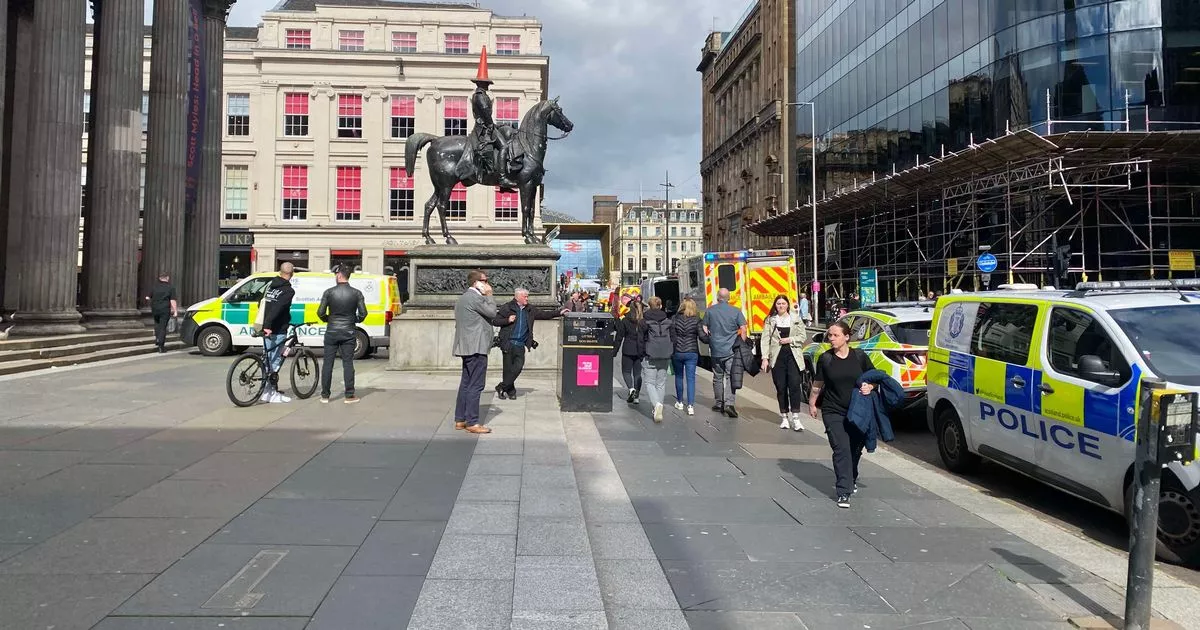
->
[[405, 47, 574, 245]]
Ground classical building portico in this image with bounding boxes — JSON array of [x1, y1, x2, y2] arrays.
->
[[0, 0, 236, 336]]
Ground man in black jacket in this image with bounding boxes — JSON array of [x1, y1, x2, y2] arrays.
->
[[145, 270, 178, 353], [260, 263, 296, 403], [491, 288, 568, 400], [317, 265, 368, 404]]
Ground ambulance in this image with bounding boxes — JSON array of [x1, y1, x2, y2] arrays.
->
[[926, 280, 1200, 566], [677, 249, 799, 359], [179, 271, 402, 359]]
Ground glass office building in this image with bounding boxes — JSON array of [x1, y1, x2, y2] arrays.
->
[[753, 1, 1200, 300]]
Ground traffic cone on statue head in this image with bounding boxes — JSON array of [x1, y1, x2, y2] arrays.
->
[[473, 46, 493, 86]]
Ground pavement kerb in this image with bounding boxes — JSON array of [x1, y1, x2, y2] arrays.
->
[[707, 366, 1200, 629]]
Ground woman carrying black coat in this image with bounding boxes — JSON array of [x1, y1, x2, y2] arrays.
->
[[613, 300, 646, 404]]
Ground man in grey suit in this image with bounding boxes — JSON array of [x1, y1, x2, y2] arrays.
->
[[453, 269, 513, 434]]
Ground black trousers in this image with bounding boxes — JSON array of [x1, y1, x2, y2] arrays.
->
[[499, 344, 526, 395], [455, 354, 488, 425], [771, 351, 804, 413], [152, 311, 170, 348], [321, 335, 356, 397], [823, 411, 867, 497], [620, 354, 643, 392]]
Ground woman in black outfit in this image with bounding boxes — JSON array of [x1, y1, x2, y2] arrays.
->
[[808, 321, 875, 508], [613, 300, 646, 403]]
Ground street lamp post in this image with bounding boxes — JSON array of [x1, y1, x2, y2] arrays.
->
[[662, 171, 674, 274], [788, 101, 819, 322]]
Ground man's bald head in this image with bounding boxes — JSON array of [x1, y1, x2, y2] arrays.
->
[[717, 288, 731, 303], [279, 262, 295, 278]]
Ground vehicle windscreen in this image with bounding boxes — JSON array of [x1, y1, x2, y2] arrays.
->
[[654, 280, 680, 314], [1110, 305, 1200, 385], [890, 320, 931, 346]]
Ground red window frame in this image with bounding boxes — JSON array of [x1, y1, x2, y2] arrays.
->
[[496, 34, 520, 55], [444, 33, 469, 54], [389, 167, 415, 220], [392, 31, 417, 52], [338, 30, 365, 51], [284, 93, 309, 115], [391, 95, 415, 138], [444, 96, 468, 136], [282, 165, 308, 220], [495, 189, 519, 222], [448, 183, 467, 221], [285, 29, 311, 49], [495, 97, 519, 125], [335, 166, 362, 221], [337, 94, 363, 138]]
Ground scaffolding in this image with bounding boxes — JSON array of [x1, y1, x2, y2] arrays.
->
[[750, 102, 1200, 303]]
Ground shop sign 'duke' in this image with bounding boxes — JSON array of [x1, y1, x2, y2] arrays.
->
[[405, 47, 574, 245]]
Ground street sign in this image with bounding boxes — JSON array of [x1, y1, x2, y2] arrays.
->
[[947, 258, 958, 276], [812, 280, 821, 294], [977, 253, 998, 273], [858, 268, 878, 306], [1169, 250, 1195, 272]]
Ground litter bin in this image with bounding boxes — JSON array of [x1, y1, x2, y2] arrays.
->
[[558, 312, 617, 412]]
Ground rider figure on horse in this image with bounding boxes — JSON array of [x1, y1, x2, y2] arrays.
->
[[464, 47, 519, 192]]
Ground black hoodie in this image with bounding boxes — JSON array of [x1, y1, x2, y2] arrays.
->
[[261, 276, 296, 334]]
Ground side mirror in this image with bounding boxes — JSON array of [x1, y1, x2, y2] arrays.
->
[[1079, 354, 1122, 386]]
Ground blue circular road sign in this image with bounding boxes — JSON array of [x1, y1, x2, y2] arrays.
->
[[977, 253, 998, 273]]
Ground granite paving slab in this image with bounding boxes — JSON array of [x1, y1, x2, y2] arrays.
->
[[850, 526, 1060, 563], [606, 608, 691, 629], [115, 543, 355, 617], [683, 471, 808, 498], [343, 521, 446, 576], [594, 559, 682, 610], [381, 468, 468, 521], [794, 612, 971, 629], [772, 494, 920, 527], [0, 491, 121, 543], [683, 610, 808, 629], [425, 533, 516, 580], [169, 451, 317, 481], [630, 496, 797, 524], [511, 610, 608, 630], [726, 524, 892, 563], [0, 449, 91, 488], [512, 555, 603, 612], [851, 562, 1063, 620], [10, 426, 160, 452], [641, 523, 747, 560], [98, 478, 274, 518], [406, 578, 513, 629], [305, 575, 424, 630], [16, 462, 178, 498], [304, 443, 425, 469], [614, 471, 700, 497], [210, 498, 385, 546], [468, 453, 524, 475], [0, 573, 154, 630], [447, 501, 519, 535], [882, 498, 999, 527], [518, 487, 585, 519], [93, 618, 309, 629], [0, 516, 223, 574], [586, 522, 657, 559], [456, 473, 522, 501], [87, 437, 243, 467], [659, 560, 894, 613], [265, 465, 405, 501], [517, 517, 591, 556]]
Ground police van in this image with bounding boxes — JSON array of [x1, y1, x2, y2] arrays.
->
[[927, 280, 1200, 566], [179, 271, 401, 359]]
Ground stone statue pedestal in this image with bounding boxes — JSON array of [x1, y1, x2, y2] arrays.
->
[[389, 244, 563, 372]]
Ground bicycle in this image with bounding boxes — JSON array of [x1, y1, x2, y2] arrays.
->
[[225, 322, 320, 407]]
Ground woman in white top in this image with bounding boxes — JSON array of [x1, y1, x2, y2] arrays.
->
[[761, 295, 806, 431]]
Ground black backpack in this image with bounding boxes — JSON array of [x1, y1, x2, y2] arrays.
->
[[644, 318, 673, 359]]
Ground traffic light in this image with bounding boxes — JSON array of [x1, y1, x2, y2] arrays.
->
[[1051, 244, 1071, 287]]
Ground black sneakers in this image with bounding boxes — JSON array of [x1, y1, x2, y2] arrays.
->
[[724, 405, 739, 418], [836, 495, 851, 508]]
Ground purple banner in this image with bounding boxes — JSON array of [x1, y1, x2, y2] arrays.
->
[[184, 0, 206, 212]]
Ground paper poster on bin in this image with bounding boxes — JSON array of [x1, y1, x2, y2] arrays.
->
[[576, 354, 599, 387]]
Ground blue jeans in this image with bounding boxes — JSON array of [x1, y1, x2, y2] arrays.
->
[[672, 351, 698, 405], [263, 332, 286, 389]]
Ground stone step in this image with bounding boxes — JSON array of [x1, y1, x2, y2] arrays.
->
[[0, 335, 159, 363], [0, 340, 184, 377], [0, 329, 149, 352]]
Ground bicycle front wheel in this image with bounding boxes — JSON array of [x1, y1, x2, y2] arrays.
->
[[290, 348, 320, 400], [227, 353, 267, 407]]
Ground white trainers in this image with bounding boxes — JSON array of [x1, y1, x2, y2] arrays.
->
[[790, 412, 805, 432], [653, 403, 663, 422], [779, 415, 790, 429], [260, 388, 274, 402], [269, 392, 291, 404], [674, 401, 684, 411], [686, 405, 694, 416]]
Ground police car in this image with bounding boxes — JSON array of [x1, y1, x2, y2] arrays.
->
[[927, 280, 1200, 566]]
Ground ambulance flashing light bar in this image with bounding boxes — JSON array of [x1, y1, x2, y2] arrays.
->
[[703, 249, 793, 262]]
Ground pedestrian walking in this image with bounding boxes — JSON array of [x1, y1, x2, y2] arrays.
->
[[453, 269, 505, 434], [671, 297, 701, 416], [613, 299, 645, 404], [566, 291, 588, 312], [491, 287, 569, 400], [145, 270, 178, 353], [762, 295, 805, 432], [641, 296, 673, 422], [798, 291, 813, 328], [259, 263, 297, 403], [807, 321, 875, 508], [702, 288, 748, 417], [316, 264, 368, 404]]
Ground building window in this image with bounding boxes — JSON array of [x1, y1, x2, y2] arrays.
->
[[338, 30, 365, 51], [285, 28, 311, 49], [337, 94, 363, 139], [496, 34, 520, 55], [282, 165, 308, 220], [392, 31, 417, 52], [83, 91, 91, 131], [448, 183, 467, 220], [139, 165, 146, 218], [495, 97, 519, 127], [335, 166, 362, 221], [444, 96, 468, 136], [391, 95, 415, 138], [444, 33, 469, 54], [227, 93, 250, 136], [641, 257, 647, 271], [627, 257, 633, 270], [626, 226, 634, 236], [224, 165, 249, 220], [655, 258, 661, 272], [389, 167, 414, 220], [142, 93, 149, 133], [655, 243, 662, 253], [80, 165, 87, 214], [495, 189, 518, 222], [627, 243, 634, 252], [671, 241, 677, 252], [284, 92, 309, 136]]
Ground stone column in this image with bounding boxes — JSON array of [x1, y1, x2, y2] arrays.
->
[[182, 0, 235, 307], [80, 0, 144, 328], [9, 0, 86, 336], [139, 0, 189, 314], [1, 0, 32, 315]]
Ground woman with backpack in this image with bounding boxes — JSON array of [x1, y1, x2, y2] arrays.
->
[[641, 295, 674, 422], [761, 295, 805, 432], [613, 300, 646, 404], [671, 297, 701, 416]]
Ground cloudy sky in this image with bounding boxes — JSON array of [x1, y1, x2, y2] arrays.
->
[[144, 0, 750, 220]]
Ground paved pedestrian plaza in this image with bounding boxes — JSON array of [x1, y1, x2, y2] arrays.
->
[[0, 352, 1198, 629]]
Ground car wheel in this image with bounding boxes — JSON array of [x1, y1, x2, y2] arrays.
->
[[935, 406, 980, 473], [197, 326, 232, 356], [353, 330, 370, 360], [1131, 477, 1200, 568]]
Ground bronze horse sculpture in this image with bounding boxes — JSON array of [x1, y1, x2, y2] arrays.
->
[[404, 98, 574, 245]]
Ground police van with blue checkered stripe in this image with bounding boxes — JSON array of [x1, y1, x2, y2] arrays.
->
[[928, 280, 1200, 566]]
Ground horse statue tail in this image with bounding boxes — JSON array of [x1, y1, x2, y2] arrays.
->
[[404, 133, 436, 177]]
